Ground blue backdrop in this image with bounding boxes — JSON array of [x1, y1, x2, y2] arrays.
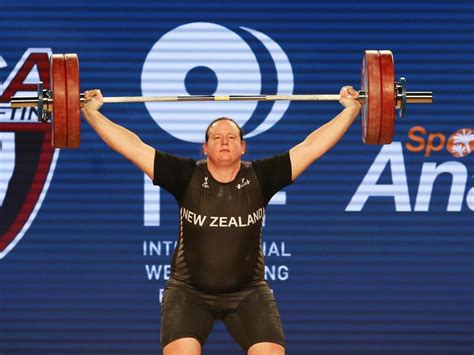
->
[[1, 0, 473, 354]]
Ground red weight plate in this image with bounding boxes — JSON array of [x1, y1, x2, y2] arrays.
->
[[361, 50, 382, 144], [378, 50, 395, 144], [51, 54, 68, 148], [65, 53, 81, 148]]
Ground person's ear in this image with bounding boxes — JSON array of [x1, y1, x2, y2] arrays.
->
[[241, 140, 246, 155], [203, 142, 208, 155]]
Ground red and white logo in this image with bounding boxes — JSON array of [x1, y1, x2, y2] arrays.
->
[[447, 128, 474, 158], [0, 48, 58, 259]]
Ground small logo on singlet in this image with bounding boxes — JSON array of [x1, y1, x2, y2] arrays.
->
[[202, 176, 210, 189], [236, 178, 250, 190]]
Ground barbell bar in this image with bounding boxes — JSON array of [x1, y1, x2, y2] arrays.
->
[[10, 50, 433, 148], [12, 91, 431, 105]]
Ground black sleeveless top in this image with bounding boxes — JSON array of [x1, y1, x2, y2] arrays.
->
[[153, 150, 292, 293]]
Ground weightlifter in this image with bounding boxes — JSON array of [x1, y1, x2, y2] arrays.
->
[[80, 86, 361, 355]]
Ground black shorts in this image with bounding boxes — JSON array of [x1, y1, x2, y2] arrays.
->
[[160, 280, 285, 351]]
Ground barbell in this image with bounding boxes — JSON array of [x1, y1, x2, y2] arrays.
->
[[10, 50, 432, 148]]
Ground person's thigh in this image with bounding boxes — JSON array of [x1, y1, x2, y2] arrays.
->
[[160, 285, 214, 350], [163, 337, 201, 355], [247, 341, 285, 355], [223, 285, 285, 352]]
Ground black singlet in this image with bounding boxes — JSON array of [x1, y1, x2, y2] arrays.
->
[[153, 150, 292, 294]]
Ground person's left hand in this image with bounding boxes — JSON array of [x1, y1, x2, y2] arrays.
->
[[339, 86, 361, 112]]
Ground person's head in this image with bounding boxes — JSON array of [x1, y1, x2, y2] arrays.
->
[[203, 117, 246, 166]]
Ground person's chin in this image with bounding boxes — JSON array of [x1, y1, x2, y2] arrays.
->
[[218, 151, 231, 158], [217, 155, 237, 164]]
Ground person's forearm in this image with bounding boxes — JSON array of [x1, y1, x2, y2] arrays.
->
[[81, 109, 143, 155], [289, 86, 361, 181], [302, 105, 360, 156]]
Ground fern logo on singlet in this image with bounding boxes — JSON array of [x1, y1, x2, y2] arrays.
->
[[141, 22, 294, 143], [202, 177, 210, 189]]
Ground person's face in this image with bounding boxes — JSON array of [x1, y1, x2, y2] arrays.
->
[[203, 120, 246, 166]]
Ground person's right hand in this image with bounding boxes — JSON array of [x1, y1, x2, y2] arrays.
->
[[82, 89, 104, 112]]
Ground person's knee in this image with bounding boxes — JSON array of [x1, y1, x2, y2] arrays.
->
[[163, 337, 201, 355], [247, 342, 285, 355]]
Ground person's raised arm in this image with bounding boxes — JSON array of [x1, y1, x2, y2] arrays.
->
[[289, 86, 361, 181], [80, 89, 155, 180]]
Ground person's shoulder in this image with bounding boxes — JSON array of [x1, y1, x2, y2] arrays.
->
[[242, 160, 252, 169], [194, 160, 209, 176]]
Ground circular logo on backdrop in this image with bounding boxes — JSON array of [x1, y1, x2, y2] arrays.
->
[[141, 22, 294, 143], [447, 128, 474, 158]]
